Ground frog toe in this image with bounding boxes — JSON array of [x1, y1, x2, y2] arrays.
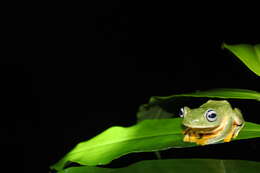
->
[[183, 134, 190, 142], [232, 123, 245, 138]]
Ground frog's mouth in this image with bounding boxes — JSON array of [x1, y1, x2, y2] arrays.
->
[[183, 117, 230, 145], [184, 126, 223, 136], [183, 119, 226, 136]]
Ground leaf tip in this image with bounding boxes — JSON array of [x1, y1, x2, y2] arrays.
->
[[221, 42, 227, 50], [149, 96, 158, 104], [49, 158, 67, 171], [221, 42, 233, 51]]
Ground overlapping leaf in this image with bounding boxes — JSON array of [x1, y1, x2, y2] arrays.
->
[[223, 43, 260, 76], [149, 88, 260, 105], [57, 159, 260, 173]]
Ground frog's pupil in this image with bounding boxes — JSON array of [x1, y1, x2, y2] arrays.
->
[[208, 113, 216, 118]]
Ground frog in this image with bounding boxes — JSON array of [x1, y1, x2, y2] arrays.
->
[[179, 100, 245, 145]]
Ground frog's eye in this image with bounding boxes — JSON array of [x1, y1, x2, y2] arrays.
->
[[205, 109, 217, 122], [179, 107, 185, 118]]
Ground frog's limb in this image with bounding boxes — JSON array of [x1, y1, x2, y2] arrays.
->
[[183, 128, 191, 142], [189, 131, 199, 142], [233, 123, 244, 138], [196, 137, 210, 145], [183, 134, 189, 142], [196, 132, 219, 145], [224, 124, 237, 142], [183, 129, 200, 142], [232, 108, 245, 138], [202, 118, 233, 145], [233, 108, 244, 124], [183, 133, 197, 142], [182, 128, 191, 134]]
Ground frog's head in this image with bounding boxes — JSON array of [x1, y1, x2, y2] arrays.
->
[[180, 100, 233, 129]]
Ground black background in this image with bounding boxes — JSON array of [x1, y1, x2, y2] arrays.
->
[[1, 1, 260, 173]]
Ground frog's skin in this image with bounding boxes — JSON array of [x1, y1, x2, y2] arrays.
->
[[180, 100, 245, 145]]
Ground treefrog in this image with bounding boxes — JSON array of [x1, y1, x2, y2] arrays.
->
[[179, 100, 245, 145]]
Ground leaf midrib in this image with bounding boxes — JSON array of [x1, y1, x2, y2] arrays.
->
[[70, 132, 181, 155]]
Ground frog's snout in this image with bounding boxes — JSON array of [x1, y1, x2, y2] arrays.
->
[[182, 118, 200, 128]]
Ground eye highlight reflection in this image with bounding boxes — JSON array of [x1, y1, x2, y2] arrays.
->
[[179, 107, 185, 118]]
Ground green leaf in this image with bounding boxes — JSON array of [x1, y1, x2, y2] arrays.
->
[[51, 118, 260, 171], [223, 43, 260, 76], [50, 118, 193, 171], [149, 88, 260, 104], [236, 121, 260, 140], [57, 159, 260, 173]]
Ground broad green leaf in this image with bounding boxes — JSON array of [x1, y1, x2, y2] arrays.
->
[[223, 43, 260, 76], [50, 118, 193, 171], [57, 159, 260, 173], [149, 88, 260, 104], [51, 118, 260, 171], [236, 121, 260, 140]]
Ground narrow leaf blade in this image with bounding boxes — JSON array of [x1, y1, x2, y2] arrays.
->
[[223, 43, 260, 76], [149, 88, 260, 104]]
